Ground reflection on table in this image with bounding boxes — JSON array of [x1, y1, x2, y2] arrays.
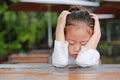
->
[[0, 64, 120, 80]]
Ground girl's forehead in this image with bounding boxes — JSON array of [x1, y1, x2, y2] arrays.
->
[[66, 31, 91, 42], [67, 21, 88, 27], [65, 24, 93, 42], [65, 23, 90, 32], [65, 22, 93, 35], [66, 21, 90, 29], [66, 27, 90, 36]]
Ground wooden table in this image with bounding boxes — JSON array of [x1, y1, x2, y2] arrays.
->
[[0, 64, 120, 80]]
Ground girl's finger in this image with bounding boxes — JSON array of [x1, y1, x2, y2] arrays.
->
[[90, 13, 98, 19]]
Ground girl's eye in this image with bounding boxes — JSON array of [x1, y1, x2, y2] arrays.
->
[[81, 43, 85, 46], [80, 42, 87, 45], [68, 41, 75, 45]]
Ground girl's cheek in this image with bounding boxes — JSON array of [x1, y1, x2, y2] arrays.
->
[[68, 45, 76, 55], [68, 46, 79, 58], [68, 46, 73, 55]]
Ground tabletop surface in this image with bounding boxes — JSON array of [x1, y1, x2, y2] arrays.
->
[[0, 64, 120, 80]]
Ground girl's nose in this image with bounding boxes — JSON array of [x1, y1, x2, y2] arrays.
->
[[74, 44, 81, 52]]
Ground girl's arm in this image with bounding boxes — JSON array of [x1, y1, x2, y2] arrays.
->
[[76, 13, 101, 67], [52, 11, 70, 67], [56, 11, 70, 42], [52, 40, 69, 67], [85, 13, 101, 49]]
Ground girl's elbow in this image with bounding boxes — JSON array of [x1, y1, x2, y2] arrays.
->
[[52, 59, 68, 67], [76, 58, 99, 67], [76, 58, 88, 67]]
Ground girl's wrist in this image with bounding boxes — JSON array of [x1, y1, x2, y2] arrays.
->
[[56, 25, 65, 30], [93, 32, 101, 39]]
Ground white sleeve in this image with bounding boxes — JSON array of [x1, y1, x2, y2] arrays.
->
[[52, 40, 69, 67], [76, 46, 100, 67]]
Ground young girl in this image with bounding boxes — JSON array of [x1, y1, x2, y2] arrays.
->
[[52, 7, 101, 67]]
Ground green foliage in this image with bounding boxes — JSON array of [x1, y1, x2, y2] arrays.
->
[[98, 43, 113, 55], [0, 2, 8, 14], [0, 1, 58, 56], [10, 0, 19, 3]]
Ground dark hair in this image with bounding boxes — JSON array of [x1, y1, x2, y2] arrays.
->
[[66, 6, 94, 30]]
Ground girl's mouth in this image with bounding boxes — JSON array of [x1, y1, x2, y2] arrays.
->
[[70, 54, 78, 59]]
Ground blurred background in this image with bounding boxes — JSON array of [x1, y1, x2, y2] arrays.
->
[[0, 0, 120, 64]]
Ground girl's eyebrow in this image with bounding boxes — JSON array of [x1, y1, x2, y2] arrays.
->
[[80, 41, 87, 43], [80, 40, 88, 42]]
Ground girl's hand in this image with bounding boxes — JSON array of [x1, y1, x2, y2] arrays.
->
[[55, 11, 70, 42], [57, 10, 70, 29], [85, 13, 101, 49], [90, 13, 101, 35]]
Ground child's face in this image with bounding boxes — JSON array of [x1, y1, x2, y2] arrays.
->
[[65, 23, 93, 58]]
